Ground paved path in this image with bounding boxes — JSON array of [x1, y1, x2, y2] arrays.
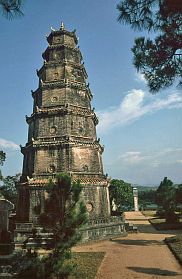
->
[[74, 212, 182, 279]]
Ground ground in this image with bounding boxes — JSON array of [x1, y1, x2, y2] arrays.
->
[[73, 211, 182, 279]]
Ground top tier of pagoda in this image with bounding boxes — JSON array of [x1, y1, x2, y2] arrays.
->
[[31, 22, 93, 112]]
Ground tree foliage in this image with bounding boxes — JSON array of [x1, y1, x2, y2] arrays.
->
[[117, 0, 182, 92], [176, 184, 182, 206], [138, 189, 156, 208], [0, 173, 20, 205], [17, 173, 87, 279], [0, 0, 24, 19], [0, 150, 6, 180], [109, 179, 133, 212], [156, 177, 178, 222]]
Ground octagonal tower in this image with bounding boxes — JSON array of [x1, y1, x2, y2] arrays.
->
[[16, 23, 111, 224]]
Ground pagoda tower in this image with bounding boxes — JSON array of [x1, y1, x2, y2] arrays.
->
[[16, 23, 111, 224]]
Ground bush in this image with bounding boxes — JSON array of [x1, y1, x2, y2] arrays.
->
[[165, 211, 179, 223], [156, 208, 166, 218]]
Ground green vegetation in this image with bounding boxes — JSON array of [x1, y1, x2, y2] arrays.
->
[[138, 188, 156, 210], [142, 210, 157, 218], [0, 150, 5, 180], [142, 177, 182, 229], [0, 0, 24, 19], [15, 174, 87, 279], [176, 184, 182, 211], [68, 252, 105, 279], [156, 177, 178, 223], [0, 173, 20, 205], [109, 179, 133, 213], [117, 0, 182, 92], [165, 235, 182, 265]]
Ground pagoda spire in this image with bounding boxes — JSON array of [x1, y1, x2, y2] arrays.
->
[[60, 22, 65, 30]]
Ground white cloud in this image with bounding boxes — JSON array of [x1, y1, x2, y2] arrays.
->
[[119, 148, 182, 167], [135, 72, 147, 84], [0, 138, 19, 150], [97, 90, 182, 134], [120, 151, 146, 164]]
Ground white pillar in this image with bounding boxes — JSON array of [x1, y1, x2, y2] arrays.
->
[[133, 187, 139, 211]]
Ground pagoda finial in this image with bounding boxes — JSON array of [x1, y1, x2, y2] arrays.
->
[[51, 26, 56, 31], [60, 22, 65, 30]]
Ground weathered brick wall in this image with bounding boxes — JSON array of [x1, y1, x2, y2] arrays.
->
[[82, 185, 110, 218], [42, 88, 66, 107], [44, 66, 65, 82], [35, 116, 65, 138], [72, 147, 102, 173]]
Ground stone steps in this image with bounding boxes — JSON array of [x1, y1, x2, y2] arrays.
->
[[124, 221, 138, 233]]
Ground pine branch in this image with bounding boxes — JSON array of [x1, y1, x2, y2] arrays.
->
[[0, 0, 24, 19]]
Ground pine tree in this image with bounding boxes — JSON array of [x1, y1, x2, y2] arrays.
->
[[15, 174, 87, 279], [0, 0, 24, 19], [117, 0, 182, 92], [156, 177, 178, 223], [39, 173, 87, 279], [0, 150, 5, 180]]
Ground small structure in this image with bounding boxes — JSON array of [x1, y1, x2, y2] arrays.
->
[[0, 196, 14, 233], [133, 187, 139, 212], [0, 196, 15, 256]]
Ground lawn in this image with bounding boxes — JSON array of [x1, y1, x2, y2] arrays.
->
[[68, 252, 105, 279], [165, 235, 182, 265], [142, 210, 157, 218]]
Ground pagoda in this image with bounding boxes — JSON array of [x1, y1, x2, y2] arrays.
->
[[16, 24, 124, 241]]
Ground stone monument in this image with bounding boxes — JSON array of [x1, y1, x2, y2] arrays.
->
[[0, 197, 14, 233], [133, 187, 139, 211], [15, 23, 124, 242]]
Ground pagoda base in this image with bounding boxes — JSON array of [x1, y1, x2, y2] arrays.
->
[[80, 216, 125, 243], [14, 216, 125, 247]]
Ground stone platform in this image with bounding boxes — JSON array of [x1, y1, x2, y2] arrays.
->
[[81, 217, 125, 242], [14, 216, 125, 247]]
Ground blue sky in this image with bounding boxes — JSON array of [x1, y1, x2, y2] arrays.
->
[[0, 0, 182, 185]]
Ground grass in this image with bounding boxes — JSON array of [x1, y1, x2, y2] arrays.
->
[[68, 252, 105, 279], [165, 235, 182, 265], [142, 210, 157, 218]]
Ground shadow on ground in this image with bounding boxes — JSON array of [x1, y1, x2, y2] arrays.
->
[[111, 238, 162, 246], [127, 266, 181, 276]]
